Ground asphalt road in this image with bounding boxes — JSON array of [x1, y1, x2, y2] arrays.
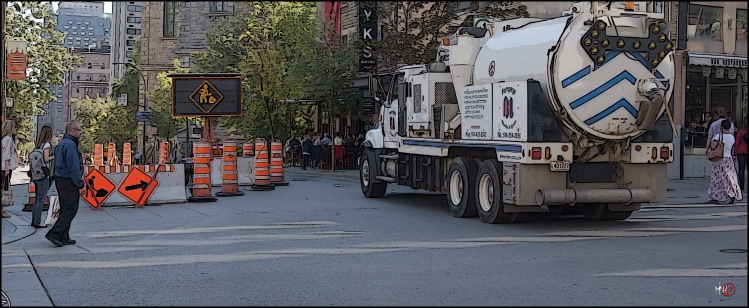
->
[[2, 168, 747, 306]]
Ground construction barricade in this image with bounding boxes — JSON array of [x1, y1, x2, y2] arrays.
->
[[249, 138, 274, 191], [187, 142, 217, 202], [270, 138, 288, 186], [80, 164, 187, 207], [215, 139, 244, 196]]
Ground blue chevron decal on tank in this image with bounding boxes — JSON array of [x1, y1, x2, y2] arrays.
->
[[562, 66, 591, 88], [583, 99, 638, 125], [569, 70, 637, 109]]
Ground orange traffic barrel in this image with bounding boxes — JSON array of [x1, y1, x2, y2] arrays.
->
[[94, 144, 104, 166], [243, 142, 254, 157], [159, 141, 169, 164], [250, 138, 274, 191], [269, 138, 288, 186], [216, 139, 244, 196], [122, 142, 132, 165], [187, 141, 217, 202]]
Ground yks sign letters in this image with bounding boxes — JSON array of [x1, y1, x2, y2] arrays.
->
[[359, 3, 378, 72]]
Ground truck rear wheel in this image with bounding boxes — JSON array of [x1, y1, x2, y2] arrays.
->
[[582, 204, 632, 220], [360, 149, 387, 198], [476, 160, 518, 224], [447, 157, 478, 218]]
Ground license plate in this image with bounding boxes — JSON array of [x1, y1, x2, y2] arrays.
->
[[550, 160, 570, 171]]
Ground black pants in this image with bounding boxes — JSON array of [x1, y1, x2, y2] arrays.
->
[[302, 154, 310, 169], [47, 177, 80, 242]]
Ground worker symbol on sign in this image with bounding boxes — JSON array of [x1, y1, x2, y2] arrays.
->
[[81, 169, 115, 210], [189, 81, 224, 114]]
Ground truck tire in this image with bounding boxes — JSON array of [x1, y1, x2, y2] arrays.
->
[[447, 157, 478, 218], [582, 204, 632, 220], [360, 149, 387, 198], [475, 160, 518, 224]]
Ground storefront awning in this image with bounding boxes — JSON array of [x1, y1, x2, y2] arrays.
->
[[688, 52, 747, 68]]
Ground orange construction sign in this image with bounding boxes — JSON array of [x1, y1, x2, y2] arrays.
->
[[118, 167, 159, 207], [81, 169, 115, 210]]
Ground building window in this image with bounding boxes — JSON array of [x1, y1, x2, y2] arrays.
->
[[688, 4, 723, 40], [126, 28, 141, 35], [127, 5, 142, 12], [127, 17, 141, 23], [126, 40, 135, 46], [210, 1, 229, 13], [180, 55, 190, 68], [164, 2, 177, 37]]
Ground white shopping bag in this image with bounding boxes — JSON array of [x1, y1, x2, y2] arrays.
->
[[44, 196, 61, 227]]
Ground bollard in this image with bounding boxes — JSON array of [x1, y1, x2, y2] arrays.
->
[[94, 143, 104, 166], [159, 141, 169, 164], [187, 141, 217, 202], [269, 138, 288, 186], [250, 138, 274, 191], [22, 181, 49, 212], [108, 142, 119, 166], [216, 139, 244, 196], [242, 142, 254, 157], [123, 142, 132, 166]]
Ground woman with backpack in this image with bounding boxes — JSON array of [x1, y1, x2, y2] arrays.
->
[[30, 125, 55, 228]]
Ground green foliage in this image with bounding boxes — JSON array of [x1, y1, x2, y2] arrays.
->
[[147, 59, 190, 139], [4, 1, 82, 151], [192, 1, 359, 142], [71, 96, 137, 154], [373, 1, 528, 71]]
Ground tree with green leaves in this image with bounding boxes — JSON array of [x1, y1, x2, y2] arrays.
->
[[147, 59, 190, 140], [192, 2, 328, 142], [4, 1, 82, 154], [373, 1, 528, 72]]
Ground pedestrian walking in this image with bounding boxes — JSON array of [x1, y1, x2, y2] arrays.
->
[[46, 122, 85, 247], [734, 117, 748, 191], [31, 125, 55, 228], [301, 134, 312, 170], [707, 112, 736, 140], [2, 120, 20, 218], [707, 120, 743, 205]]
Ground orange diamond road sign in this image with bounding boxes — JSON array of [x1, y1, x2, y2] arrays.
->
[[81, 169, 115, 210], [189, 80, 224, 113], [118, 167, 160, 207]]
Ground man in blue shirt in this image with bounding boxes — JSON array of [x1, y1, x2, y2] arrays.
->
[[46, 122, 84, 247]]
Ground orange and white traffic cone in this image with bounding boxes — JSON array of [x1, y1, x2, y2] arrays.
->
[[216, 139, 244, 196], [22, 181, 49, 212], [270, 138, 288, 186], [187, 142, 217, 202], [250, 138, 274, 191]]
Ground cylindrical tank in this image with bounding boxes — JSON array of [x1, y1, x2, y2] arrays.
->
[[472, 7, 674, 140]]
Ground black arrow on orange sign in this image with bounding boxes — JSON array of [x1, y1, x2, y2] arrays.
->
[[125, 180, 149, 191]]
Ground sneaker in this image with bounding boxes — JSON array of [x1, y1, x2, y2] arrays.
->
[[708, 199, 719, 204]]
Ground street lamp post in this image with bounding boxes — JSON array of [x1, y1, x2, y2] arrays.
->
[[113, 62, 147, 163]]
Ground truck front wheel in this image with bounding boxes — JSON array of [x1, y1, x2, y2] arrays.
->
[[476, 160, 518, 224], [447, 157, 478, 218], [360, 149, 387, 198]]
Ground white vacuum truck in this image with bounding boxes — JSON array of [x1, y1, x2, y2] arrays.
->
[[359, 1, 676, 223]]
